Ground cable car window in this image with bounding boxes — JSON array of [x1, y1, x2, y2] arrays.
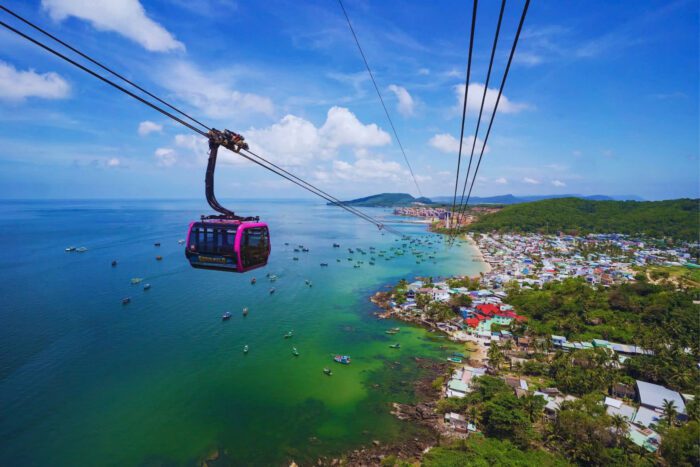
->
[[241, 227, 269, 268]]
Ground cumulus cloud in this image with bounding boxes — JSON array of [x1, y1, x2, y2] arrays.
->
[[552, 179, 566, 187], [0, 61, 70, 101], [428, 133, 488, 155], [523, 177, 540, 185], [387, 84, 415, 116], [454, 83, 528, 115], [154, 148, 177, 167], [495, 177, 508, 184], [158, 61, 274, 119], [246, 107, 390, 166], [42, 0, 184, 52], [138, 120, 163, 136]]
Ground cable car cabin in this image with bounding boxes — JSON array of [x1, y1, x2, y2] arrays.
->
[[185, 220, 270, 273]]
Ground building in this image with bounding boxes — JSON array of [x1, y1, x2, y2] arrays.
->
[[636, 380, 686, 418]]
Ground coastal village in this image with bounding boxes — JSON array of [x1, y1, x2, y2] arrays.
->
[[372, 229, 699, 462]]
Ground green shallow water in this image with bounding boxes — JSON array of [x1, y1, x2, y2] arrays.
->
[[0, 199, 485, 466]]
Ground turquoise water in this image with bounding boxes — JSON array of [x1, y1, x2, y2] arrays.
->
[[0, 199, 484, 466]]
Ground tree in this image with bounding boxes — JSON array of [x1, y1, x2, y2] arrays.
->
[[487, 345, 504, 372], [660, 421, 700, 467], [449, 293, 472, 309], [661, 399, 678, 428], [610, 414, 628, 447], [415, 293, 431, 311]]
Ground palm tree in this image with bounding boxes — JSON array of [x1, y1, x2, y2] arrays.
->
[[610, 414, 628, 447], [661, 399, 678, 427], [487, 344, 504, 372]]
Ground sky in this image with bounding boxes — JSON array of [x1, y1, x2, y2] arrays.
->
[[0, 0, 697, 201]]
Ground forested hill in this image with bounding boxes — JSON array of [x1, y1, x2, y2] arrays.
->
[[328, 193, 433, 207], [467, 197, 699, 240]]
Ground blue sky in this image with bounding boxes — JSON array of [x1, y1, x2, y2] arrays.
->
[[0, 0, 697, 200]]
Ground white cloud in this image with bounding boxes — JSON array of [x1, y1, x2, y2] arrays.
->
[[138, 120, 163, 136], [42, 0, 184, 52], [418, 68, 430, 76], [106, 157, 121, 168], [159, 61, 274, 119], [523, 177, 540, 185], [495, 177, 508, 184], [572, 150, 582, 157], [315, 157, 419, 185], [552, 179, 566, 187], [514, 52, 544, 66], [387, 84, 415, 116], [154, 148, 177, 167], [0, 61, 70, 101], [247, 107, 390, 166], [428, 133, 488, 155], [602, 149, 614, 158], [454, 83, 528, 115]]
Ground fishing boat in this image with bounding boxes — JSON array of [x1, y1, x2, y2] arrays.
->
[[336, 259, 341, 262], [122, 297, 131, 305], [292, 347, 299, 356], [323, 368, 333, 375], [222, 312, 232, 320], [143, 284, 151, 291], [243, 345, 249, 354], [111, 260, 118, 267], [177, 239, 185, 245], [242, 307, 249, 317], [320, 263, 328, 267], [154, 242, 161, 247], [269, 274, 277, 282], [269, 288, 275, 294], [156, 256, 163, 261], [447, 357, 462, 363], [389, 343, 401, 349], [284, 331, 294, 338], [251, 277, 256, 284], [130, 278, 143, 284], [333, 355, 351, 365], [65, 246, 76, 252], [76, 247, 88, 253], [333, 243, 340, 248], [293, 257, 299, 261]]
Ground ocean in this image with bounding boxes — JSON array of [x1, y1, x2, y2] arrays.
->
[[0, 199, 485, 466]]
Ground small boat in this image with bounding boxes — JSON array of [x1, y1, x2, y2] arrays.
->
[[156, 256, 163, 261], [293, 257, 299, 261], [447, 357, 463, 363], [269, 288, 275, 294], [452, 352, 465, 358], [242, 307, 249, 317], [222, 312, 232, 320], [269, 275, 277, 282], [111, 260, 118, 267], [353, 264, 360, 268], [65, 246, 76, 252], [292, 347, 299, 356], [154, 242, 161, 247], [76, 247, 88, 253], [177, 239, 185, 245], [243, 345, 249, 354], [284, 331, 294, 338], [336, 258, 341, 262], [320, 263, 328, 267], [143, 284, 151, 291], [390, 327, 400, 333], [284, 242, 289, 246], [130, 278, 143, 284], [121, 297, 131, 305], [251, 278, 256, 284], [323, 368, 333, 375], [302, 248, 309, 252], [333, 243, 340, 248], [389, 343, 401, 349], [334, 355, 351, 365], [369, 262, 375, 266]]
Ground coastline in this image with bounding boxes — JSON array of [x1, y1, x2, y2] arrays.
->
[[464, 234, 492, 274]]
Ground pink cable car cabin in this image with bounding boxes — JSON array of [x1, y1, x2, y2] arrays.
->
[[185, 129, 270, 273]]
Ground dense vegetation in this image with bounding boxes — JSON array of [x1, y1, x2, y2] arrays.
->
[[507, 277, 699, 392], [423, 437, 570, 466], [467, 197, 699, 240], [328, 192, 433, 207]]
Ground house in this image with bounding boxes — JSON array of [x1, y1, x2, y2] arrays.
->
[[604, 397, 636, 420], [444, 412, 469, 433], [636, 380, 686, 417], [627, 424, 661, 453], [447, 379, 469, 398], [612, 382, 636, 400], [633, 406, 663, 428]]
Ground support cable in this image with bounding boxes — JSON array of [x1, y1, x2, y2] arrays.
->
[[337, 0, 423, 197]]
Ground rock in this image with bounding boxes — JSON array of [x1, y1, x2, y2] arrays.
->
[[372, 440, 381, 447]]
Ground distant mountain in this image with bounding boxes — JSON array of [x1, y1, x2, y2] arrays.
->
[[468, 197, 698, 240], [329, 193, 434, 207], [429, 193, 644, 205]]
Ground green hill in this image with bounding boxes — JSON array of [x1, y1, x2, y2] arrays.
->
[[467, 197, 699, 240], [328, 193, 433, 207]]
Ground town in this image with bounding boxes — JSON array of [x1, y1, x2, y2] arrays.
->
[[373, 231, 699, 463]]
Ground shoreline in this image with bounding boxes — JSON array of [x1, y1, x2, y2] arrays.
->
[[464, 234, 492, 274]]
